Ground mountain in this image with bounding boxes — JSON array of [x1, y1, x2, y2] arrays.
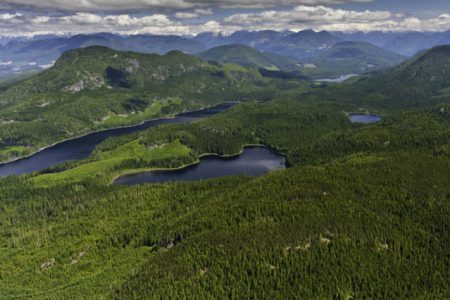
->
[[2, 30, 449, 81], [333, 30, 450, 57], [1, 34, 123, 65], [0, 46, 268, 162], [122, 35, 206, 54], [198, 44, 299, 71], [192, 32, 231, 48], [1, 33, 449, 300], [0, 34, 206, 78], [381, 32, 434, 57], [1, 45, 448, 298], [387, 45, 450, 88], [331, 31, 404, 48], [301, 41, 406, 78], [318, 45, 450, 109], [193, 30, 340, 59], [192, 30, 290, 49], [198, 42, 408, 80], [263, 30, 341, 59]]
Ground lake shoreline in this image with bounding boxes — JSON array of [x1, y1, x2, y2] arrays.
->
[[110, 144, 287, 185], [0, 102, 237, 167]]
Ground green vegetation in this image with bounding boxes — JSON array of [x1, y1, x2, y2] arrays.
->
[[198, 44, 287, 71], [198, 42, 406, 80], [0, 46, 304, 163], [101, 97, 183, 127], [32, 139, 192, 186], [0, 145, 31, 162], [301, 41, 406, 78], [0, 45, 449, 298]]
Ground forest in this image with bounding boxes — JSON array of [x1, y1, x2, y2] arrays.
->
[[0, 46, 449, 298]]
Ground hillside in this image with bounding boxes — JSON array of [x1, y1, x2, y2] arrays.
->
[[197, 30, 341, 60], [301, 41, 406, 78], [333, 30, 450, 57], [262, 30, 341, 59], [198, 44, 300, 71], [0, 46, 448, 298], [363, 45, 450, 95], [0, 34, 206, 78], [0, 46, 282, 163], [316, 45, 450, 109], [2, 30, 449, 80], [193, 30, 290, 49]]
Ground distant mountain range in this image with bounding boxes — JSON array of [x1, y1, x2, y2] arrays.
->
[[301, 41, 406, 78], [1, 29, 449, 79], [197, 41, 405, 79], [332, 30, 450, 56], [198, 44, 295, 71], [194, 29, 339, 59], [0, 33, 205, 77]]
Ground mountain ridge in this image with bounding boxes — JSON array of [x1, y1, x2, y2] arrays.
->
[[0, 46, 277, 162]]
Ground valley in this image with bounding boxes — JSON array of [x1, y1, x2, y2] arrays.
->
[[0, 24, 449, 300], [0, 103, 235, 177]]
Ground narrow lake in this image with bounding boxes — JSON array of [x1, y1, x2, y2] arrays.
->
[[316, 74, 359, 83], [114, 147, 286, 185], [348, 113, 382, 124], [0, 103, 236, 177]]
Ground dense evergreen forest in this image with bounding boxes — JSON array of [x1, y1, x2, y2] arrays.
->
[[0, 46, 449, 298], [0, 46, 310, 163]]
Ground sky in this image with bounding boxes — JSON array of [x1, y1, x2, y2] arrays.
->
[[0, 0, 449, 37]]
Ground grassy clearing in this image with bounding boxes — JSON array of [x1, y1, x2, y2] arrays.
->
[[0, 145, 30, 162], [103, 98, 183, 127], [32, 139, 191, 186]]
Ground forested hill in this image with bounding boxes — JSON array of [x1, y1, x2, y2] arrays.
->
[[197, 44, 302, 73], [392, 45, 450, 85], [301, 41, 406, 78], [317, 45, 450, 110], [1, 46, 259, 100], [0, 46, 298, 163], [0, 45, 448, 298]]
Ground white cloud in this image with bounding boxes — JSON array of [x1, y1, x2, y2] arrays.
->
[[0, 0, 373, 12], [224, 5, 392, 26], [60, 13, 103, 25], [175, 8, 214, 19], [195, 8, 213, 16], [175, 12, 199, 19], [31, 16, 50, 24], [0, 12, 22, 21], [0, 5, 449, 37], [222, 5, 450, 32]]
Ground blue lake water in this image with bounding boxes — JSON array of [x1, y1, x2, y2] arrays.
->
[[348, 114, 382, 124], [0, 103, 236, 177], [114, 147, 286, 185], [316, 74, 359, 83]]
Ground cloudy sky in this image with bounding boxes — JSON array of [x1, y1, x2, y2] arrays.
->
[[0, 0, 449, 37]]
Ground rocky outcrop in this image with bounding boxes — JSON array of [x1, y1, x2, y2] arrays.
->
[[63, 72, 105, 93]]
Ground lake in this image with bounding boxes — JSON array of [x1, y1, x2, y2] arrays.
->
[[348, 113, 382, 124], [114, 147, 286, 185], [316, 74, 359, 83], [0, 103, 236, 177]]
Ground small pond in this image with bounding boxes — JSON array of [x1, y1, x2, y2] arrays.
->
[[348, 113, 382, 124]]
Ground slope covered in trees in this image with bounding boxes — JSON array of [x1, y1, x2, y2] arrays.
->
[[0, 46, 307, 163], [313, 45, 450, 110], [301, 41, 406, 78], [197, 44, 299, 72], [0, 45, 449, 298]]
